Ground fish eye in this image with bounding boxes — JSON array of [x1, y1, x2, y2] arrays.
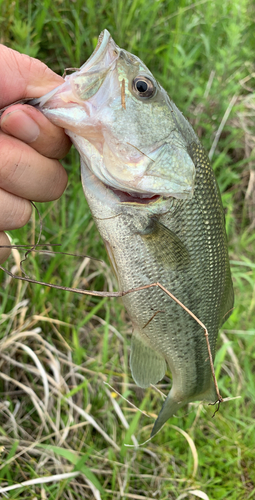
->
[[132, 76, 156, 98]]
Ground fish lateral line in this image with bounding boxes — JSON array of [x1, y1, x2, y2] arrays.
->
[[0, 264, 223, 411]]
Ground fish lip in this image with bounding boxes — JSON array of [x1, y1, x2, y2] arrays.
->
[[31, 30, 119, 109], [79, 29, 117, 72]]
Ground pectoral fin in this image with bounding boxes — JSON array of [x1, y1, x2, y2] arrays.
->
[[130, 332, 166, 389], [139, 219, 190, 269]]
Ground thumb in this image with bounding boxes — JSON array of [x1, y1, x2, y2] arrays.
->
[[0, 104, 71, 159], [0, 44, 64, 107]]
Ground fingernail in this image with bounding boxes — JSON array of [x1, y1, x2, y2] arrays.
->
[[1, 109, 40, 143]]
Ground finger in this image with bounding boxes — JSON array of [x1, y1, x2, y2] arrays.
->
[[0, 232, 12, 264], [0, 44, 64, 107], [0, 131, 68, 201], [0, 187, 32, 231], [0, 104, 71, 159]]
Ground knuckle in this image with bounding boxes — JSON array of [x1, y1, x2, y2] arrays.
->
[[36, 160, 67, 201], [7, 198, 32, 229], [0, 189, 32, 230], [13, 199, 32, 227], [0, 135, 18, 177], [51, 163, 68, 199], [0, 135, 25, 186], [0, 232, 11, 264]]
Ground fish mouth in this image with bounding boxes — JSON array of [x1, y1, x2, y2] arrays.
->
[[110, 188, 161, 205], [79, 29, 117, 72], [31, 29, 118, 109]]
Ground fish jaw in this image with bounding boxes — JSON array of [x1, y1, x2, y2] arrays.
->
[[32, 29, 118, 109], [78, 151, 172, 216]]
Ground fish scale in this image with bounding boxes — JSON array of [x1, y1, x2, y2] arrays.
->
[[0, 30, 234, 435], [81, 144, 233, 437], [109, 146, 228, 418]]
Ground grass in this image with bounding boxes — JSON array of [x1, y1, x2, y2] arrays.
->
[[0, 0, 255, 498]]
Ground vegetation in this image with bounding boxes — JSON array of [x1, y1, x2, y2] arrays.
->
[[0, 0, 255, 498]]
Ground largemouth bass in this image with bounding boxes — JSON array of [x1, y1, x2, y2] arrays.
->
[[1, 30, 234, 436]]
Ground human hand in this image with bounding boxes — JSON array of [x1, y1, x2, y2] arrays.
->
[[0, 45, 71, 263]]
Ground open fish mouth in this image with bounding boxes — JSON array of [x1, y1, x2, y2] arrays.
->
[[79, 29, 118, 72], [30, 30, 119, 109]]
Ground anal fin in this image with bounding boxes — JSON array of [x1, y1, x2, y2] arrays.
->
[[130, 332, 166, 389]]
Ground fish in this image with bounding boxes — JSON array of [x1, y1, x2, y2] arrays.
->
[[0, 30, 234, 436]]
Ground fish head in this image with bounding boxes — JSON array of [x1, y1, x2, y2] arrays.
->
[[37, 29, 196, 201]]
